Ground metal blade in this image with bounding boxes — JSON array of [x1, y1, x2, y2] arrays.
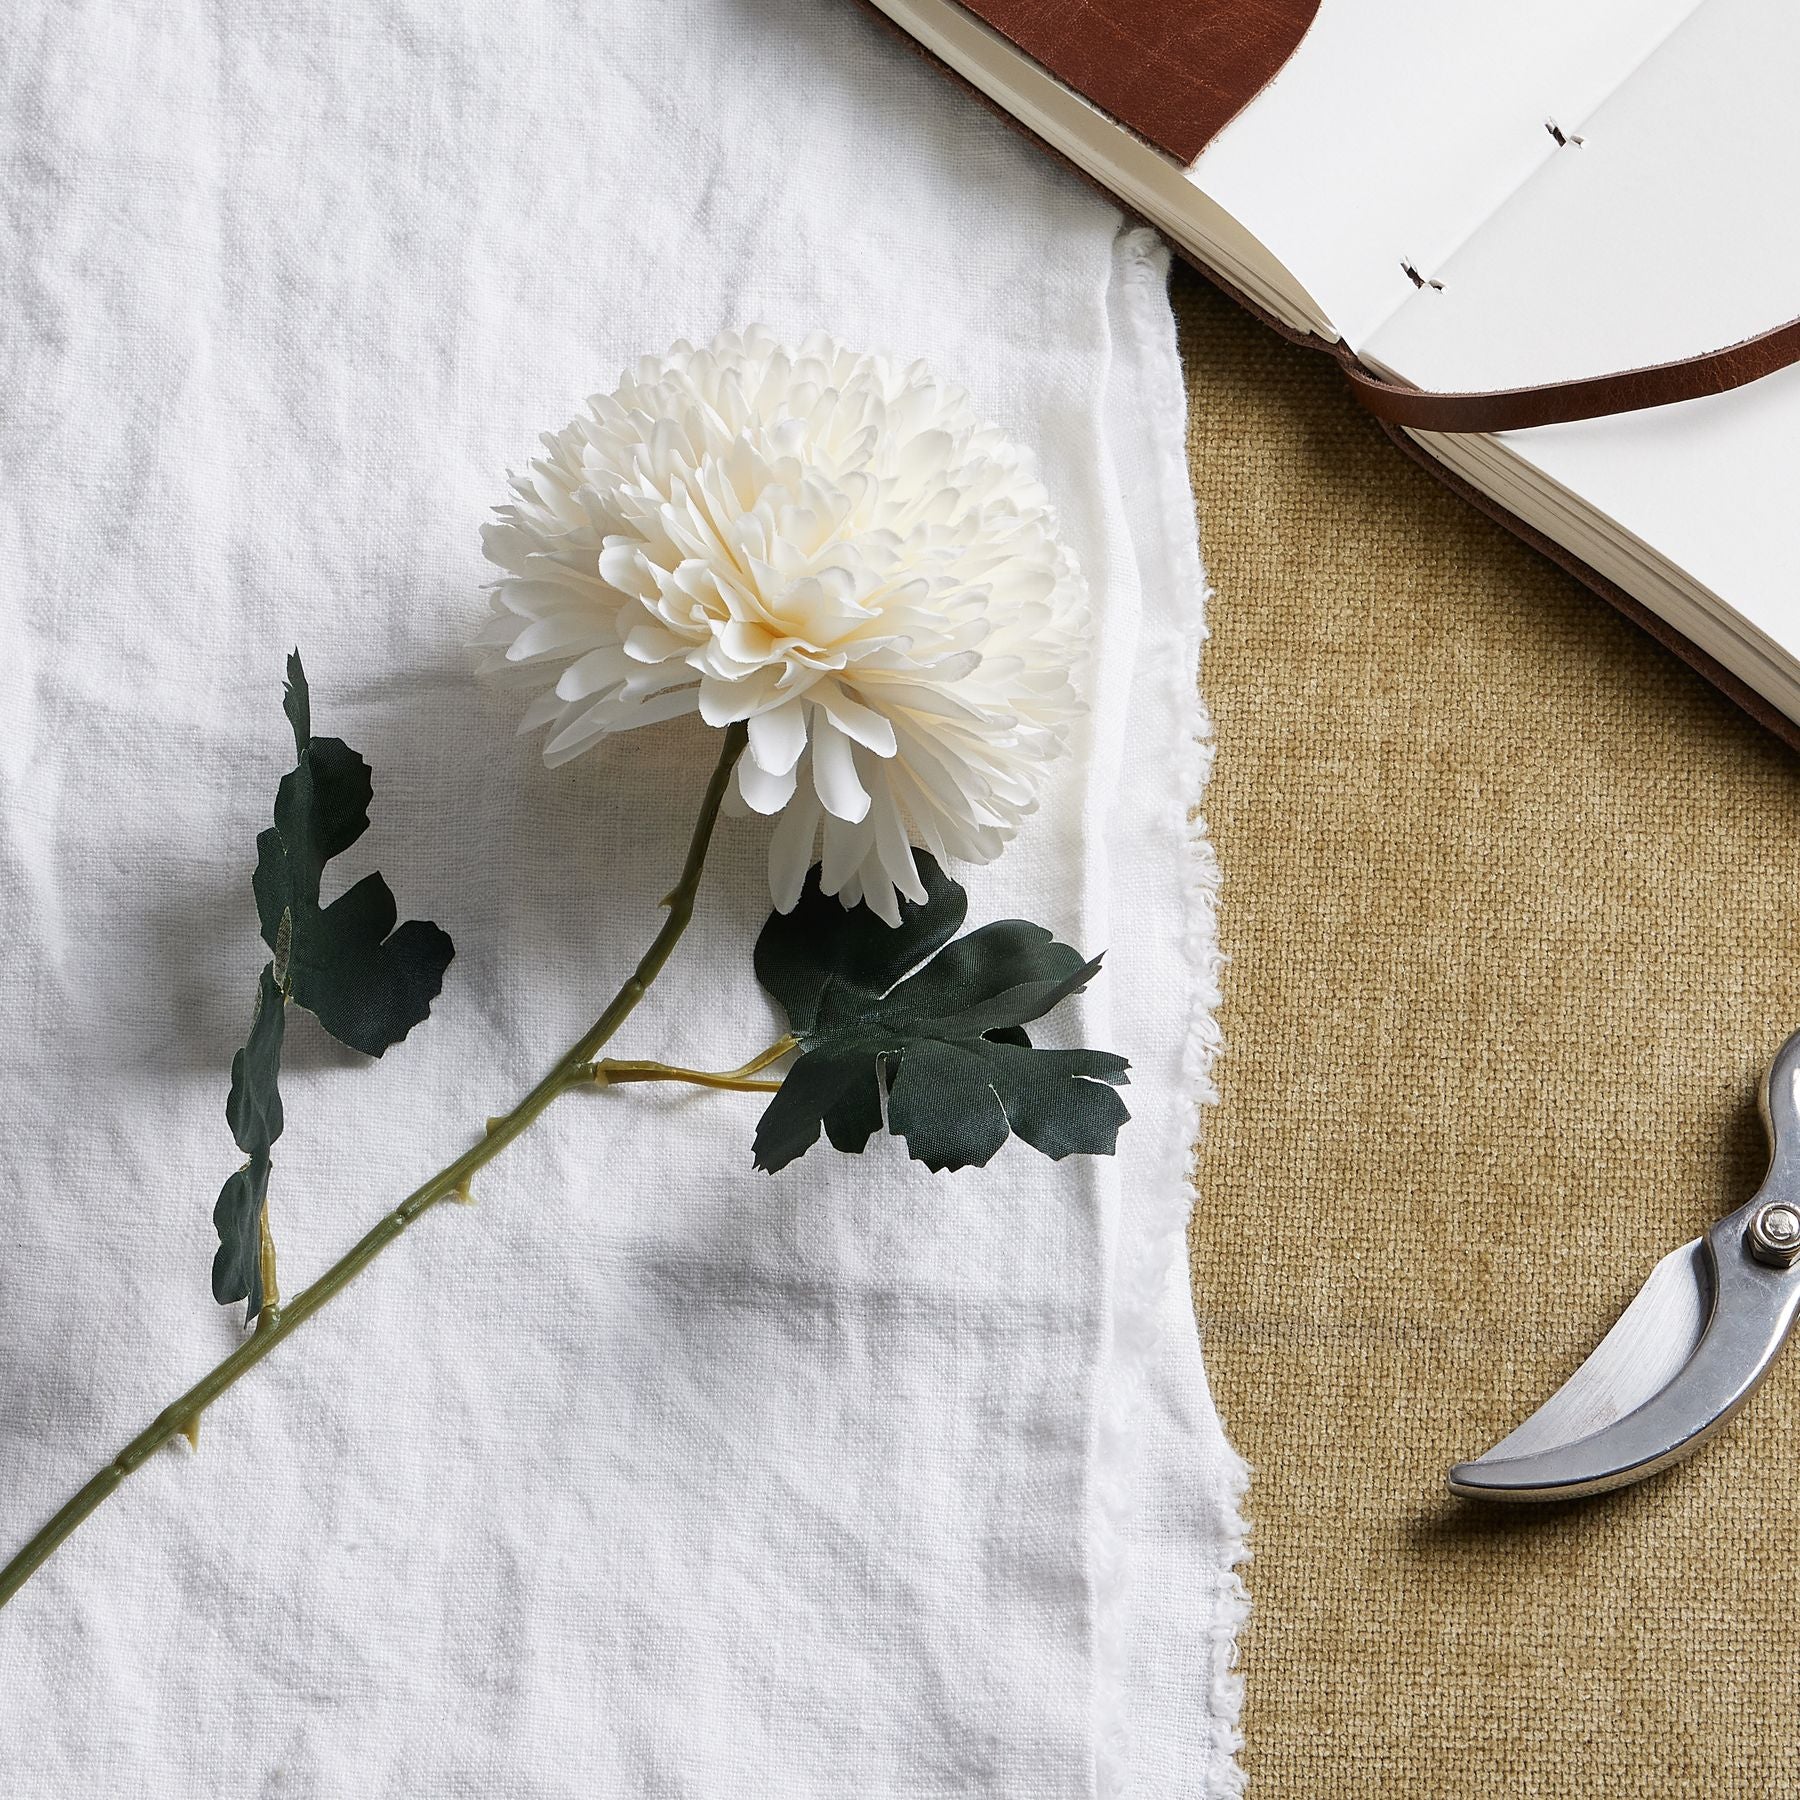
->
[[1451, 1206, 1800, 1501], [1468, 1239, 1709, 1467]]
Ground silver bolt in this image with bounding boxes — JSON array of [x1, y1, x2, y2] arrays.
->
[[1748, 1202, 1800, 1268]]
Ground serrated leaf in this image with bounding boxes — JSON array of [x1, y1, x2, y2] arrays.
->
[[282, 648, 310, 752], [252, 652, 454, 1055], [750, 1038, 886, 1172], [225, 961, 286, 1156], [888, 1041, 1129, 1171], [212, 1154, 273, 1318], [753, 852, 966, 1039], [880, 920, 1102, 1041], [752, 855, 1129, 1175], [213, 962, 286, 1318]]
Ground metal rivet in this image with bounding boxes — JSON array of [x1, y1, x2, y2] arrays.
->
[[1748, 1202, 1800, 1268]]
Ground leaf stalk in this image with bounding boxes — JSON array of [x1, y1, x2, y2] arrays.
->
[[587, 1035, 797, 1094]]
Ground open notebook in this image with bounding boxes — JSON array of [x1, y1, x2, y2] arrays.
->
[[868, 0, 1800, 746]]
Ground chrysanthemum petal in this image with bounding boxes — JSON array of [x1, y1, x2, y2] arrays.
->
[[817, 687, 898, 758], [505, 614, 608, 664], [768, 771, 822, 913], [517, 689, 570, 735], [811, 718, 870, 824], [870, 784, 927, 907], [819, 807, 876, 899], [747, 701, 808, 777], [738, 755, 799, 817], [555, 646, 633, 702]]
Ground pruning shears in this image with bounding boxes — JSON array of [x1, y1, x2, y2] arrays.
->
[[1452, 1028, 1800, 1502]]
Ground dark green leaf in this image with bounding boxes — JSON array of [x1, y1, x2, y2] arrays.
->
[[752, 856, 1129, 1174], [961, 1042, 1130, 1162], [225, 962, 286, 1156], [882, 1039, 1012, 1172], [282, 648, 311, 753], [751, 1039, 887, 1173], [213, 963, 286, 1319], [753, 851, 965, 1039], [879, 921, 1101, 1041], [212, 1154, 272, 1316], [253, 652, 454, 1055], [882, 1041, 1130, 1172]]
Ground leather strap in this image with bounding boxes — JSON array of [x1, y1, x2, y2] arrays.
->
[[1344, 313, 1800, 433]]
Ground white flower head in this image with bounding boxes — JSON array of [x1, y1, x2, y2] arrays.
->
[[478, 326, 1088, 924]]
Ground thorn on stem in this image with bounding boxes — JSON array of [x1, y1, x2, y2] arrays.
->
[[485, 1116, 505, 1136], [452, 1176, 475, 1205], [181, 1414, 202, 1452]]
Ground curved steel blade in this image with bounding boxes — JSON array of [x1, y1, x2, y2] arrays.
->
[[1450, 1030, 1800, 1502], [1462, 1238, 1710, 1473]]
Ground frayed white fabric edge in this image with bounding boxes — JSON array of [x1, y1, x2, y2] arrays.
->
[[1089, 224, 1251, 1800]]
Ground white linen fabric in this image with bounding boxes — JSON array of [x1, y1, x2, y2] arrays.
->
[[0, 3, 1247, 1794]]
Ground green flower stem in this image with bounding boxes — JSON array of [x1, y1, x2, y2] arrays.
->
[[0, 721, 749, 1616], [588, 1035, 797, 1095]]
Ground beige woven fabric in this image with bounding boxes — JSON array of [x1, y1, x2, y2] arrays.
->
[[1176, 267, 1800, 1798]]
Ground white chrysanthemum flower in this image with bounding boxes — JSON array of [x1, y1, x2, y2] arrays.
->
[[477, 326, 1087, 924]]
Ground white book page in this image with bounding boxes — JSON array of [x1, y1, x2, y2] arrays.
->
[[1191, 0, 1700, 348], [1361, 0, 1800, 664]]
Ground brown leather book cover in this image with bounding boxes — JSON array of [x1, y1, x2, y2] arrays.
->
[[864, 0, 1800, 757], [951, 0, 1320, 161]]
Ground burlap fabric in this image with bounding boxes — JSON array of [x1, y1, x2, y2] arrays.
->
[[1176, 267, 1800, 1797]]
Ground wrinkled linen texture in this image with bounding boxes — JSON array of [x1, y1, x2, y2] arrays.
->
[[0, 2, 1247, 1794]]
